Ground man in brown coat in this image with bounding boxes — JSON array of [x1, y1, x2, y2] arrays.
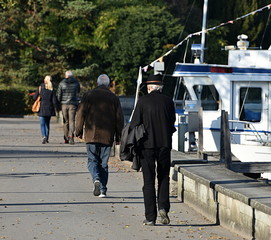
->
[[75, 74, 124, 197]]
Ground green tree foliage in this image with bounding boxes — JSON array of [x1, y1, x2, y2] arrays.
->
[[93, 2, 183, 94], [0, 0, 97, 87], [0, 0, 183, 94], [0, 0, 271, 95]]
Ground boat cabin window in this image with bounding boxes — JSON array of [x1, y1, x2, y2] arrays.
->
[[193, 85, 219, 110], [239, 87, 262, 122], [173, 80, 189, 114]]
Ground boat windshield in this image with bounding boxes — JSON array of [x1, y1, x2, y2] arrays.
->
[[193, 85, 219, 110], [239, 87, 262, 122]]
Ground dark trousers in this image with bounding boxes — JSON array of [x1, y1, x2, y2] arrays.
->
[[140, 147, 171, 222], [61, 104, 77, 139]]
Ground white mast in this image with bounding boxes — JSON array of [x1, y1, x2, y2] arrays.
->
[[200, 0, 208, 63]]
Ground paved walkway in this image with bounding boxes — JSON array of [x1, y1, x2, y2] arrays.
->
[[0, 117, 246, 240]]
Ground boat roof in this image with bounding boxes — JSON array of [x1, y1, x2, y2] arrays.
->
[[173, 49, 271, 77]]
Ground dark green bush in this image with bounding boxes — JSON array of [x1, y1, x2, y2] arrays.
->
[[0, 87, 36, 115]]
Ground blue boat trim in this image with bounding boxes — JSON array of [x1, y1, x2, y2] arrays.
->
[[174, 125, 271, 135], [173, 64, 271, 76]]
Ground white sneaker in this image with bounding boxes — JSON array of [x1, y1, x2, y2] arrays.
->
[[99, 193, 106, 198]]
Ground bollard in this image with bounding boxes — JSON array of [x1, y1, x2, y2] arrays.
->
[[178, 115, 188, 152]]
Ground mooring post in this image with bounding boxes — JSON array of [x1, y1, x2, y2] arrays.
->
[[223, 111, 232, 168], [197, 107, 203, 159], [220, 110, 225, 163], [220, 110, 232, 168]]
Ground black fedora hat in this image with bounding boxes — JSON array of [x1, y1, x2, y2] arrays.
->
[[144, 74, 164, 85]]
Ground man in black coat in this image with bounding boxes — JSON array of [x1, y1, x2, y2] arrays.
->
[[129, 74, 176, 226], [57, 70, 80, 144]]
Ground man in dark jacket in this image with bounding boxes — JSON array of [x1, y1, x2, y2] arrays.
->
[[75, 74, 124, 198], [129, 74, 176, 226], [57, 70, 80, 144]]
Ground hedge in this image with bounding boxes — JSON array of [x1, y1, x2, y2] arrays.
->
[[0, 87, 36, 115]]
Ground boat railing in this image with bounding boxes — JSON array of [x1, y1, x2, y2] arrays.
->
[[228, 120, 266, 145]]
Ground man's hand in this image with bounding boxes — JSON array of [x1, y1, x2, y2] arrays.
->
[[75, 134, 83, 139]]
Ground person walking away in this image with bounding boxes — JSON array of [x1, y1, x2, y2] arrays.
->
[[57, 70, 80, 144], [129, 74, 176, 226], [75, 74, 124, 198], [33, 75, 59, 144]]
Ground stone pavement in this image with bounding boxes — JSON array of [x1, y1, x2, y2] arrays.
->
[[0, 117, 246, 240]]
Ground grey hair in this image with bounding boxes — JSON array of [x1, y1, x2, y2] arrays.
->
[[65, 70, 73, 78], [97, 74, 110, 87], [147, 84, 163, 93]]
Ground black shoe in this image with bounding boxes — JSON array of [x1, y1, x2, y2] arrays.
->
[[93, 180, 101, 196], [42, 137, 46, 144], [143, 219, 155, 226], [159, 209, 170, 225], [64, 136, 69, 144]]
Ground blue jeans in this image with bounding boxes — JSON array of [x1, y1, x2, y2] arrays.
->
[[86, 143, 111, 194], [40, 116, 51, 139]]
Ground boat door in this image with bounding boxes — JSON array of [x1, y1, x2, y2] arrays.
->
[[231, 81, 270, 143]]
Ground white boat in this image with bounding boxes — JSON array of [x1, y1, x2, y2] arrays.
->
[[131, 2, 271, 179], [171, 36, 271, 179]]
